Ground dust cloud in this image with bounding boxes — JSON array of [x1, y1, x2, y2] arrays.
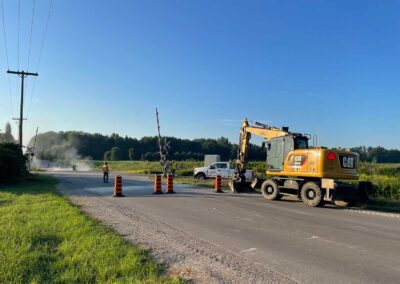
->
[[29, 133, 93, 172]]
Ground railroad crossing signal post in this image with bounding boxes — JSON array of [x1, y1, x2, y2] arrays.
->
[[7, 70, 38, 148]]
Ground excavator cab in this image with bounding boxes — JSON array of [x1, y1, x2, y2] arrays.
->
[[266, 134, 309, 171]]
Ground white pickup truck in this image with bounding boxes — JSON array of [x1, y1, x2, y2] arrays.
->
[[194, 162, 254, 180]]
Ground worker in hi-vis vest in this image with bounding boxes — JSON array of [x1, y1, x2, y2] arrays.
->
[[102, 162, 109, 183]]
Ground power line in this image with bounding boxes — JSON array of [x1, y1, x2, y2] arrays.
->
[[1, 0, 14, 117], [35, 0, 53, 72], [27, 76, 36, 117], [6, 76, 14, 118], [17, 0, 20, 70], [0, 0, 10, 68], [26, 0, 37, 71], [27, 0, 54, 118]]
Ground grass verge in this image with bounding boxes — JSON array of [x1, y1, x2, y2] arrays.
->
[[356, 199, 400, 213], [173, 176, 233, 191], [92, 161, 203, 177], [0, 175, 181, 283]]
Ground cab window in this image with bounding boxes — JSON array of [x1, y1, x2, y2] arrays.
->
[[216, 163, 227, 169], [294, 138, 308, 149]]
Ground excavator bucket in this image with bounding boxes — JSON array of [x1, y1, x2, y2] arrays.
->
[[229, 179, 256, 193]]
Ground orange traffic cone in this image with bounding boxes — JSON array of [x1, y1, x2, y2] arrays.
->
[[113, 176, 124, 197], [215, 175, 223, 193], [154, 175, 163, 194], [166, 175, 175, 194]]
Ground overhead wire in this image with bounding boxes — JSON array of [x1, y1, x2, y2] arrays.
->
[[17, 0, 20, 70], [26, 0, 38, 126], [1, 0, 53, 121], [27, 0, 54, 118], [35, 0, 53, 72], [25, 0, 37, 120], [0, 0, 14, 117], [26, 0, 37, 71], [16, 0, 20, 118], [0, 0, 10, 68]]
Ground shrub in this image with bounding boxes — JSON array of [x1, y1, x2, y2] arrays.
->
[[0, 143, 27, 183], [360, 174, 400, 200], [359, 163, 400, 177]]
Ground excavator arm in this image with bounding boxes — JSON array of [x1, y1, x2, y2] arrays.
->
[[230, 118, 289, 192], [236, 118, 288, 174]]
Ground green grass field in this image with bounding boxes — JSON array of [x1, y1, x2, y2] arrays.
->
[[0, 175, 181, 283], [357, 198, 400, 213], [92, 160, 203, 177], [174, 176, 232, 190]]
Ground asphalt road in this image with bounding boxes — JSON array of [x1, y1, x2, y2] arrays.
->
[[50, 171, 400, 283]]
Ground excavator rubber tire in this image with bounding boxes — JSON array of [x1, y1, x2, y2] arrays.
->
[[300, 182, 324, 207], [260, 179, 280, 200], [229, 180, 255, 193]]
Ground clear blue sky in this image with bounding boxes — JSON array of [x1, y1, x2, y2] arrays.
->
[[1, 0, 399, 148]]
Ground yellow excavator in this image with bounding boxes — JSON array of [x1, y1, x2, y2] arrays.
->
[[229, 118, 369, 207]]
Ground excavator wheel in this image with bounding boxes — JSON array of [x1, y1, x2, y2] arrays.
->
[[301, 182, 324, 207], [229, 180, 255, 193], [261, 179, 280, 200]]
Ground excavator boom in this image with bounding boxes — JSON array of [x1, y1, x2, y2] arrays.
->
[[237, 119, 289, 172], [230, 118, 289, 193]]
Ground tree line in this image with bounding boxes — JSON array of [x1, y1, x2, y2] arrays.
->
[[24, 130, 400, 163], [28, 131, 265, 161], [350, 146, 400, 163]]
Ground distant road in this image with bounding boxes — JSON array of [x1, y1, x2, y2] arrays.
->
[[49, 171, 400, 283]]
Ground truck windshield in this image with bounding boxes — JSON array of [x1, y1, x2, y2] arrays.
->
[[294, 138, 308, 149]]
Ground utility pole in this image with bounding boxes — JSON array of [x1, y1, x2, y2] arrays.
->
[[7, 70, 38, 148]]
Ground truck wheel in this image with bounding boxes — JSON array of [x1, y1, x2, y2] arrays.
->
[[261, 180, 280, 200], [301, 182, 324, 207], [196, 173, 206, 181]]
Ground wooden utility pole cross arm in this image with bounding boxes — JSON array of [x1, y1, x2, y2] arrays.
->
[[7, 70, 38, 76]]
